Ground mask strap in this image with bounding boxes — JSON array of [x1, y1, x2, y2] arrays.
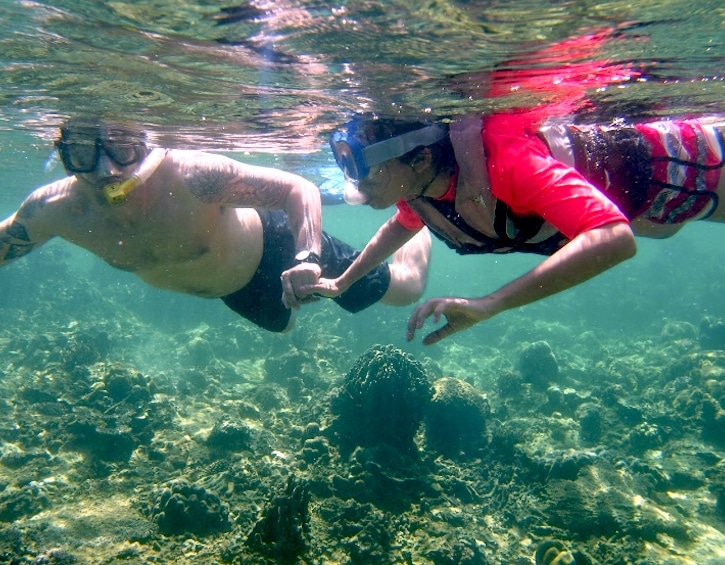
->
[[362, 125, 447, 168]]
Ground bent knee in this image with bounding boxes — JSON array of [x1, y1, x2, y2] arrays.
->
[[381, 264, 426, 306]]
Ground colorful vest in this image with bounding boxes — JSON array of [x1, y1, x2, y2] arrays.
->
[[541, 119, 725, 224]]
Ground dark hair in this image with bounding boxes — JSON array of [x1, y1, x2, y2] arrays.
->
[[58, 117, 147, 145], [350, 114, 456, 175]]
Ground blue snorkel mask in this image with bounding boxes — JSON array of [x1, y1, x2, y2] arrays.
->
[[330, 120, 447, 204]]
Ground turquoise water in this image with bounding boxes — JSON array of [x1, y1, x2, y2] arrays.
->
[[2, 1, 725, 563], [2, 0, 725, 369]]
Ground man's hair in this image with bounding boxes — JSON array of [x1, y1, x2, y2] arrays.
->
[[349, 114, 456, 174], [58, 117, 147, 145]]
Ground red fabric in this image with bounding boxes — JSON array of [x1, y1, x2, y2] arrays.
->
[[483, 114, 627, 239], [395, 178, 455, 231], [486, 27, 642, 124]]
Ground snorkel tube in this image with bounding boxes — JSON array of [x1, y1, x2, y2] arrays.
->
[[103, 148, 167, 205]]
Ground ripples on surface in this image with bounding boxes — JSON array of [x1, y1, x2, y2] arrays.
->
[[1, 0, 724, 152]]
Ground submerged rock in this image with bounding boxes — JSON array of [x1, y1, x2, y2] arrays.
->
[[425, 377, 490, 458], [700, 316, 725, 350], [519, 341, 560, 389], [206, 415, 253, 451], [575, 403, 602, 443]]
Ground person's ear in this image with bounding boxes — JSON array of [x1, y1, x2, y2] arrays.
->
[[410, 147, 433, 173]]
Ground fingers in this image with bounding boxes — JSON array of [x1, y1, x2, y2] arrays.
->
[[406, 304, 427, 339], [281, 264, 323, 310], [298, 281, 334, 298], [280, 273, 301, 310], [407, 298, 463, 346], [423, 323, 455, 345], [407, 300, 437, 342]]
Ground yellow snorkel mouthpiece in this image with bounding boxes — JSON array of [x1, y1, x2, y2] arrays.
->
[[102, 148, 167, 205], [104, 176, 143, 205]]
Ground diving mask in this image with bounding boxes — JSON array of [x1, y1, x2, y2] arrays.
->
[[330, 122, 447, 183], [56, 138, 148, 174]]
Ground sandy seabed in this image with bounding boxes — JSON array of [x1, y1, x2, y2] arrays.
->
[[1, 259, 724, 565]]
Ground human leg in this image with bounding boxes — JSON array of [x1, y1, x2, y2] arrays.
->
[[380, 227, 431, 306]]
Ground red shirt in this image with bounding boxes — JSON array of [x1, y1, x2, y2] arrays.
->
[[395, 113, 627, 240]]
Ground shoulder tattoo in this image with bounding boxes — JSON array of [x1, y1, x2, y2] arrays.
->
[[187, 169, 233, 203], [17, 197, 45, 220], [188, 166, 286, 208]]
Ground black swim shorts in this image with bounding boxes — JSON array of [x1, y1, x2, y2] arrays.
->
[[221, 210, 391, 332]]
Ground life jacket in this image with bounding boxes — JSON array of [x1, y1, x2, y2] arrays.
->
[[540, 119, 725, 224], [407, 115, 566, 256]]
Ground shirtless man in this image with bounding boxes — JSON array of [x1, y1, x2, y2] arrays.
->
[[0, 118, 431, 332]]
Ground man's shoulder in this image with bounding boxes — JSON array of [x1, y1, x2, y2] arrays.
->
[[167, 148, 240, 167], [24, 177, 78, 207]]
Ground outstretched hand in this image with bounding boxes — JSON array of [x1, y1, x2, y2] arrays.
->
[[406, 296, 494, 345]]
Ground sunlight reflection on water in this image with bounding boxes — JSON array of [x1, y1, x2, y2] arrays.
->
[[0, 0, 723, 151]]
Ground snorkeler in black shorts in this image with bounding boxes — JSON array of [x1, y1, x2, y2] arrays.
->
[[221, 210, 391, 332]]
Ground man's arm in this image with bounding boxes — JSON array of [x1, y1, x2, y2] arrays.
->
[[183, 152, 322, 307], [303, 216, 419, 298], [407, 221, 636, 344], [184, 153, 322, 257], [0, 188, 58, 266]]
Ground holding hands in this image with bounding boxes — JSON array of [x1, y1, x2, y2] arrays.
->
[[280, 262, 323, 309]]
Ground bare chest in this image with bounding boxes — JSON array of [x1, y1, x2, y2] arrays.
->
[[61, 194, 225, 271]]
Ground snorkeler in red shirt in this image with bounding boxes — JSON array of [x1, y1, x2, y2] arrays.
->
[[300, 27, 725, 344]]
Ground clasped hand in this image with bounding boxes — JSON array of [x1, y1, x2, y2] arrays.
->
[[280, 263, 323, 309], [297, 277, 345, 300]]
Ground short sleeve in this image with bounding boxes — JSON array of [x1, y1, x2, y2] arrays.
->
[[486, 132, 628, 240], [395, 200, 426, 231]]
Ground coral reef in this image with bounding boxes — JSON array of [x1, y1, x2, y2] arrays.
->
[[247, 474, 310, 563], [328, 344, 432, 455], [2, 271, 725, 564], [535, 540, 592, 565], [143, 478, 231, 536]]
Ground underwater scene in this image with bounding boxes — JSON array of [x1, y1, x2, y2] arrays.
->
[[2, 0, 725, 563]]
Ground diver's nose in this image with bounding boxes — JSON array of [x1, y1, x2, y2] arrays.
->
[[95, 152, 122, 177]]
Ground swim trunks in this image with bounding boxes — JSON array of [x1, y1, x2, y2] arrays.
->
[[221, 210, 391, 332]]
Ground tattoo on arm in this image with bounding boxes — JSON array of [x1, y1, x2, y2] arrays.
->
[[5, 242, 36, 260], [1, 220, 36, 261], [188, 166, 288, 208], [7, 221, 30, 242]]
